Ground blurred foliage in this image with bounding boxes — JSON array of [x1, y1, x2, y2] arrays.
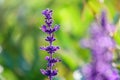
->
[[0, 0, 120, 80]]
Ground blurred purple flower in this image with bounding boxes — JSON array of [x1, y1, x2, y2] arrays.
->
[[40, 8, 60, 80], [81, 11, 120, 80]]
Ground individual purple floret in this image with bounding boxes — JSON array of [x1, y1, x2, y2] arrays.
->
[[81, 10, 120, 80], [40, 8, 60, 80]]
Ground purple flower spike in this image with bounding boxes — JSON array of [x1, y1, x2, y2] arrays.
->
[[40, 8, 60, 80], [81, 10, 120, 80], [42, 9, 53, 27]]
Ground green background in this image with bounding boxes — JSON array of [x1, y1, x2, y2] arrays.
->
[[0, 0, 120, 80]]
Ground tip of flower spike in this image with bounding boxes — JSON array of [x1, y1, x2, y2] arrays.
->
[[42, 8, 53, 19], [42, 8, 52, 14], [101, 10, 107, 28]]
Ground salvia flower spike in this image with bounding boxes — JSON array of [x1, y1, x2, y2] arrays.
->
[[81, 10, 120, 80], [40, 8, 60, 80]]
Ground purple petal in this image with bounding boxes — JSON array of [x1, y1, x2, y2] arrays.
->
[[45, 19, 53, 27], [52, 58, 61, 63], [40, 47, 46, 50], [41, 25, 47, 32], [54, 46, 60, 51], [42, 9, 52, 15], [80, 38, 91, 48], [52, 25, 60, 32], [40, 69, 47, 75], [103, 51, 113, 62], [97, 35, 115, 48], [45, 56, 50, 60], [90, 23, 102, 37], [40, 69, 51, 76], [40, 25, 53, 34], [106, 24, 115, 35], [42, 9, 52, 19], [47, 58, 61, 67], [105, 69, 120, 80], [51, 69, 58, 76], [42, 9, 48, 15]]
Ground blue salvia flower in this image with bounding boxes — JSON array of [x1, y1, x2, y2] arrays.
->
[[40, 8, 60, 80], [81, 11, 120, 80]]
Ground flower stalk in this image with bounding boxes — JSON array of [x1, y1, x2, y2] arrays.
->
[[40, 8, 60, 80]]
